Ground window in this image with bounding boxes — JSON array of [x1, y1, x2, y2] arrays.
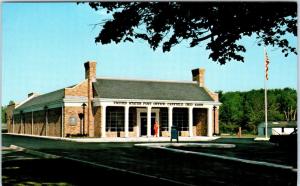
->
[[173, 108, 188, 131], [106, 107, 124, 132], [160, 108, 168, 131], [128, 108, 134, 132]]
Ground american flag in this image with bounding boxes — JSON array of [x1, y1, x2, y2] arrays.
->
[[265, 51, 270, 80]]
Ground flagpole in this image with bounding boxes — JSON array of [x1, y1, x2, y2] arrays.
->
[[264, 47, 268, 139]]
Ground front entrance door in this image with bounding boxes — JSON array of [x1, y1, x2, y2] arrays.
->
[[140, 112, 156, 136]]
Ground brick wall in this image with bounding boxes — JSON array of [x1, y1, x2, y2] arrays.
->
[[214, 109, 219, 134], [86, 62, 96, 137], [106, 129, 137, 137], [129, 128, 137, 137], [209, 92, 219, 102], [180, 131, 190, 137], [94, 106, 101, 137], [6, 103, 16, 133], [84, 61, 96, 80], [65, 80, 88, 97], [193, 108, 207, 136], [48, 108, 62, 137], [192, 68, 205, 87], [13, 114, 22, 134], [64, 106, 87, 136], [10, 108, 62, 137], [32, 110, 46, 136], [64, 62, 96, 137], [161, 131, 169, 137], [24, 112, 32, 134], [192, 68, 219, 135]]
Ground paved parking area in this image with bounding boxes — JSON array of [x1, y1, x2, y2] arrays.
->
[[2, 146, 185, 186], [2, 134, 297, 186]]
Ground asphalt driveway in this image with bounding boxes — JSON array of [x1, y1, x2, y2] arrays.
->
[[2, 134, 297, 186]]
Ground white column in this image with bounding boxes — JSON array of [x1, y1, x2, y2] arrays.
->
[[207, 107, 213, 137], [168, 107, 173, 136], [136, 111, 140, 137], [124, 106, 129, 138], [147, 106, 151, 137], [101, 105, 107, 138], [189, 107, 193, 137]]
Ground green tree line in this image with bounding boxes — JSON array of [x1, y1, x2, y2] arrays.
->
[[218, 88, 297, 134], [1, 106, 6, 123]]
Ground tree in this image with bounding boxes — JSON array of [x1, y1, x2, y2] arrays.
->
[[84, 2, 297, 64], [219, 91, 244, 133], [218, 88, 297, 134], [277, 88, 297, 121], [1, 106, 6, 123]]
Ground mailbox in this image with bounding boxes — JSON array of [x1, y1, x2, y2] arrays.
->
[[170, 126, 179, 142]]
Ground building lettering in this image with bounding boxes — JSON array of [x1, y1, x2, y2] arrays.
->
[[129, 102, 142, 105], [167, 103, 183, 106], [113, 102, 128, 105], [153, 102, 165, 106]]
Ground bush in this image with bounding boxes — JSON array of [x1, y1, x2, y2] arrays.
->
[[220, 123, 239, 134]]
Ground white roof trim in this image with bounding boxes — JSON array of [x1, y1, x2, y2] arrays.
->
[[63, 97, 88, 103], [15, 94, 39, 109], [93, 98, 221, 106]]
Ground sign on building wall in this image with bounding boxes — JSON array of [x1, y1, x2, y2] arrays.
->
[[69, 115, 77, 125]]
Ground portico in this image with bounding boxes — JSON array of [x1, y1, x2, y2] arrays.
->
[[93, 99, 220, 138]]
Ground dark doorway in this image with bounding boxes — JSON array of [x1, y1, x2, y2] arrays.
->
[[140, 112, 156, 136]]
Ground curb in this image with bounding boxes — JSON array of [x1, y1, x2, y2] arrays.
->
[[4, 133, 220, 143], [135, 143, 236, 148], [9, 145, 60, 159]]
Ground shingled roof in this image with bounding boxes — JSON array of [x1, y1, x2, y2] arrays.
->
[[14, 77, 215, 112], [93, 78, 214, 101], [15, 88, 65, 111]]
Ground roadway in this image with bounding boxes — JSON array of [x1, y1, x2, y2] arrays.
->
[[2, 134, 297, 186]]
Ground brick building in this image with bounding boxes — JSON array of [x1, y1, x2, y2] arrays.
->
[[6, 61, 221, 138]]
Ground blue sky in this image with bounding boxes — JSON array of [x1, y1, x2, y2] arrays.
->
[[2, 3, 298, 105]]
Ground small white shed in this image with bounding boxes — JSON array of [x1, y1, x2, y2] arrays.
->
[[257, 121, 297, 137]]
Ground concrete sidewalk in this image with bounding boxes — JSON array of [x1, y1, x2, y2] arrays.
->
[[5, 133, 219, 142]]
